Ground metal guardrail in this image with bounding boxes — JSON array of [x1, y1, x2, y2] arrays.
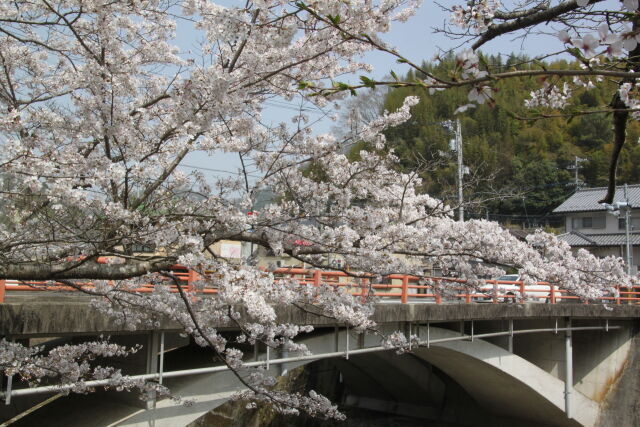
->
[[0, 266, 638, 305], [272, 268, 640, 305]]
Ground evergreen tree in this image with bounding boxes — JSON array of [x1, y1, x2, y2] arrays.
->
[[365, 55, 640, 218]]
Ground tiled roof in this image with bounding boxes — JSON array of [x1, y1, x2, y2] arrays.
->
[[508, 229, 535, 241], [558, 231, 640, 247], [553, 184, 640, 213]]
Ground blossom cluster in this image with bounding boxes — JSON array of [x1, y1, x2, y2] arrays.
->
[[536, 21, 640, 110], [557, 23, 639, 60], [450, 0, 501, 33], [453, 49, 493, 111], [381, 331, 419, 354], [618, 82, 640, 120], [525, 82, 572, 109], [0, 338, 169, 399], [444, 1, 640, 116]]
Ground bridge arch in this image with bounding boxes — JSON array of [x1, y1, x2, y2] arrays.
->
[[125, 325, 599, 427], [412, 326, 598, 427], [295, 325, 599, 427]]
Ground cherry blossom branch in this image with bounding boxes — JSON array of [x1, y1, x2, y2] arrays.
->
[[473, 0, 604, 50]]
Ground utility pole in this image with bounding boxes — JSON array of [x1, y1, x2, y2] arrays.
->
[[604, 183, 633, 275], [456, 118, 464, 222], [443, 118, 464, 221], [624, 184, 633, 275], [567, 156, 587, 190]]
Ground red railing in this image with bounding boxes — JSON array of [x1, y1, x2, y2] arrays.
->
[[1, 267, 639, 305]]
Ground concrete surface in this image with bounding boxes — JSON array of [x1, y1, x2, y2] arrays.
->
[[5, 323, 612, 427], [71, 326, 613, 426], [2, 296, 640, 336], [415, 327, 600, 427], [595, 326, 640, 427]]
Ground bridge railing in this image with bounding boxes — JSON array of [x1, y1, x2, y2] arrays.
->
[[1, 267, 639, 305]]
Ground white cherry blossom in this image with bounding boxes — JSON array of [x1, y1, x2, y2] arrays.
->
[[572, 34, 600, 58]]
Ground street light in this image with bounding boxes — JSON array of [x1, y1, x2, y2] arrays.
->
[[603, 184, 633, 275]]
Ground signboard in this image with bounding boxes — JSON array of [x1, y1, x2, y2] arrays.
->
[[220, 242, 242, 259]]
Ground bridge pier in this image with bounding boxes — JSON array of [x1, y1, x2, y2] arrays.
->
[[145, 331, 163, 409], [509, 319, 514, 352]]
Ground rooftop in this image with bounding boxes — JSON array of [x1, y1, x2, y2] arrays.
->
[[552, 184, 640, 213], [558, 231, 640, 247]]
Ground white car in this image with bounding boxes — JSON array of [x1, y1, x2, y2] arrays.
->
[[477, 274, 556, 303]]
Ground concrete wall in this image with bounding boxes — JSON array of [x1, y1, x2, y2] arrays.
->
[[458, 317, 636, 406], [565, 211, 640, 235], [571, 322, 632, 403], [3, 298, 640, 337], [490, 318, 634, 403], [414, 326, 599, 427], [595, 325, 640, 427]]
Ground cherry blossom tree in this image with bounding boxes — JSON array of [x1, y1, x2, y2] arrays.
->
[[0, 0, 635, 418]]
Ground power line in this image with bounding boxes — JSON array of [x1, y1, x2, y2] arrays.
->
[[179, 163, 261, 178], [263, 100, 328, 115]]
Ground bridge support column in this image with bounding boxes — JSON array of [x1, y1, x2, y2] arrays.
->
[[508, 319, 513, 353], [565, 317, 573, 418], [4, 358, 12, 405], [345, 326, 350, 360], [145, 331, 161, 410], [158, 332, 165, 385], [4, 374, 12, 405], [426, 321, 430, 348]]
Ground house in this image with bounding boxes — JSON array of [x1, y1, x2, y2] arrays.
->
[[552, 185, 640, 274]]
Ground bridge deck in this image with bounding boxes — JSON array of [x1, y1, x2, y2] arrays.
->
[[1, 296, 639, 337]]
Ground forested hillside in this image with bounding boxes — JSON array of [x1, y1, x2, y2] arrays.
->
[[354, 54, 640, 219]]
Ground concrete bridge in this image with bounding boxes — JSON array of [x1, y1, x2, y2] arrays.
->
[[1, 294, 639, 427]]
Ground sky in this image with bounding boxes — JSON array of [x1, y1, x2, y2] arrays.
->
[[181, 1, 565, 182]]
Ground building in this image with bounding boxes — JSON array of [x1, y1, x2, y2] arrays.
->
[[552, 185, 640, 274]]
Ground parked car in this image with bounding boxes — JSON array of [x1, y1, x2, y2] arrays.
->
[[477, 274, 556, 303]]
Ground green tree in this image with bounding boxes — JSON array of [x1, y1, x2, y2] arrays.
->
[[365, 55, 639, 218]]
